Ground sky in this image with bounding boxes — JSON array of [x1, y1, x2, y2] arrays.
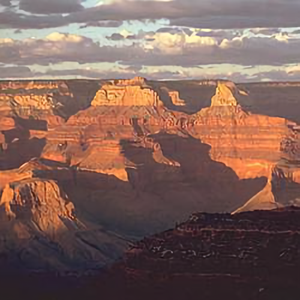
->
[[1, 0, 300, 81]]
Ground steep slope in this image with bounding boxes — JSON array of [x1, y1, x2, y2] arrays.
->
[[232, 180, 280, 214], [1, 77, 300, 275], [93, 207, 300, 300], [0, 80, 100, 121], [0, 177, 128, 271], [191, 82, 290, 180]]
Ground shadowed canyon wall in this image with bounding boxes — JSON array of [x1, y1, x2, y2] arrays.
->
[[1, 77, 300, 271]]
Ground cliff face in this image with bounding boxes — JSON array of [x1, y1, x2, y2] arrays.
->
[[91, 84, 163, 107], [190, 82, 291, 180], [0, 80, 100, 120], [0, 178, 128, 271], [97, 208, 300, 300], [1, 77, 300, 274], [2, 79, 299, 204], [0, 180, 74, 232]]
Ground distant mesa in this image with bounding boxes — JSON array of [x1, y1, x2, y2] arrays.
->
[[111, 76, 147, 86], [160, 87, 186, 107], [91, 76, 164, 107]]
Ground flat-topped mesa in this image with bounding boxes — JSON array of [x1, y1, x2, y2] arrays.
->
[[91, 80, 164, 107], [113, 76, 147, 86], [0, 80, 66, 91]]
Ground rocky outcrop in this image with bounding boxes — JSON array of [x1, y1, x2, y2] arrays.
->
[[112, 76, 147, 86], [0, 80, 100, 121], [0, 178, 128, 271], [0, 81, 65, 91], [210, 82, 239, 107], [0, 179, 75, 231], [98, 208, 300, 300], [191, 82, 291, 179], [0, 77, 300, 275], [91, 81, 164, 107], [0, 184, 16, 218], [233, 180, 280, 214], [167, 90, 186, 106], [12, 94, 57, 111]]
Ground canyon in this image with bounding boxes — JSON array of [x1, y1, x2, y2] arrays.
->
[[94, 207, 300, 300], [0, 77, 300, 273]]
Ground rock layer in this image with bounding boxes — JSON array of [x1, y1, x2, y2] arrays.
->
[[1, 77, 300, 273]]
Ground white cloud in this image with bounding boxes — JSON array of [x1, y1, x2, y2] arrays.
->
[[45, 32, 85, 43], [144, 31, 218, 54]]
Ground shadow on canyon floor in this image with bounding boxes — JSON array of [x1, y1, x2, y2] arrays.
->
[[15, 116, 48, 131], [38, 133, 268, 238], [238, 84, 300, 124], [54, 80, 101, 119], [0, 117, 47, 170], [273, 179, 300, 206], [149, 81, 215, 114], [0, 134, 46, 170]]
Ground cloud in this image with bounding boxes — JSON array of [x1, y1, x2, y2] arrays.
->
[[3, 62, 300, 82], [18, 0, 85, 14], [0, 65, 34, 78], [0, 0, 11, 7], [0, 32, 145, 65], [249, 28, 282, 36], [145, 31, 218, 55], [1, 0, 300, 30], [79, 20, 123, 29], [1, 30, 300, 69], [106, 29, 137, 40], [136, 32, 300, 67]]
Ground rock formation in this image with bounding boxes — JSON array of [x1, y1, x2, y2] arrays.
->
[[232, 179, 280, 214], [210, 82, 239, 107], [191, 82, 291, 180], [98, 208, 300, 300], [168, 90, 185, 106], [0, 77, 300, 274], [112, 76, 147, 86], [91, 78, 163, 107], [0, 177, 128, 271]]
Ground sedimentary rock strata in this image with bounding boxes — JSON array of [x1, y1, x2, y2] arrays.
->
[[191, 82, 291, 180], [0, 77, 300, 274], [0, 177, 128, 271], [92, 207, 300, 300], [92, 84, 163, 107]]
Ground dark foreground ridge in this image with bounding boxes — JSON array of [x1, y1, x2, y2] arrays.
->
[[94, 207, 300, 300], [1, 207, 299, 300]]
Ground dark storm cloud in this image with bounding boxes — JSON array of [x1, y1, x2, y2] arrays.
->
[[0, 64, 262, 82], [0, 65, 34, 77], [79, 20, 123, 29], [0, 0, 11, 7], [1, 33, 300, 68], [106, 33, 125, 41], [0, 33, 146, 65], [106, 32, 138, 41], [19, 0, 85, 14], [123, 36, 300, 68], [35, 67, 186, 80], [1, 0, 300, 30], [250, 69, 300, 81], [292, 29, 300, 35]]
